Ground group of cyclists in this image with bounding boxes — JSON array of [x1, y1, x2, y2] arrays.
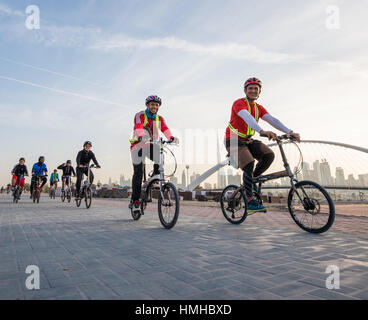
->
[[7, 76, 301, 215], [9, 141, 101, 202], [128, 77, 300, 214]]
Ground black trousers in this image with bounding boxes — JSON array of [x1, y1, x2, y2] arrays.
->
[[30, 175, 47, 194], [131, 145, 160, 202], [76, 167, 94, 193]]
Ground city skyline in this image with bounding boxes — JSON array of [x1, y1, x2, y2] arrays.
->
[[95, 157, 367, 191]]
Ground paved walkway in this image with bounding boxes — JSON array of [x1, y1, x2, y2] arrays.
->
[[0, 194, 367, 300]]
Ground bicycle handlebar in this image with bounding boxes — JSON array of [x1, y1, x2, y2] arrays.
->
[[260, 133, 296, 142]]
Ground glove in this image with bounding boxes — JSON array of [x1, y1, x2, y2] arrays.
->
[[169, 137, 179, 144]]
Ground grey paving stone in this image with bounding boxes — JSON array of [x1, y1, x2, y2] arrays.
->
[[268, 281, 318, 298], [308, 288, 358, 300], [1, 195, 367, 300]]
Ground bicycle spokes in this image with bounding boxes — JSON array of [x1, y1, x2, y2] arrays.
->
[[289, 181, 335, 233]]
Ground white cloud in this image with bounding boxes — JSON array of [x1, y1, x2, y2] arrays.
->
[[91, 34, 313, 64], [0, 75, 126, 107], [0, 3, 24, 17]]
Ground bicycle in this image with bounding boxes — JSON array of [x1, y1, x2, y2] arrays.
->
[[131, 136, 180, 229], [75, 164, 98, 209], [220, 134, 335, 234], [61, 176, 73, 203], [49, 184, 57, 199], [12, 175, 25, 203], [32, 175, 47, 204]]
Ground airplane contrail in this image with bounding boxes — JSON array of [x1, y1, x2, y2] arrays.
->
[[0, 57, 101, 86], [0, 75, 126, 107]]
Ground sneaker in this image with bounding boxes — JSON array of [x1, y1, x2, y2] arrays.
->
[[132, 200, 141, 214], [247, 199, 267, 213]]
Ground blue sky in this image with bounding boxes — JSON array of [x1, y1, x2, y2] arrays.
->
[[1, 0, 367, 186]]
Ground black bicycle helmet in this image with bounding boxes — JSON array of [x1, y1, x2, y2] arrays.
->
[[83, 141, 92, 147]]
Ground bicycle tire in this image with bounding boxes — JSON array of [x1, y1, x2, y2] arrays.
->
[[37, 190, 40, 204], [61, 191, 65, 202], [158, 182, 179, 229], [85, 189, 92, 209], [13, 188, 19, 203], [288, 180, 335, 234], [220, 185, 248, 224]]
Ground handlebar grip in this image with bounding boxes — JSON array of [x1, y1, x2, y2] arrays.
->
[[260, 133, 268, 138]]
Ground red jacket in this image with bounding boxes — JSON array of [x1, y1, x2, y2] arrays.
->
[[130, 110, 173, 151]]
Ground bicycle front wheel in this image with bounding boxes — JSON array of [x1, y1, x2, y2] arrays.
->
[[158, 182, 179, 229], [13, 189, 19, 203], [61, 191, 65, 202], [220, 185, 248, 224], [288, 180, 335, 234], [85, 189, 92, 209]]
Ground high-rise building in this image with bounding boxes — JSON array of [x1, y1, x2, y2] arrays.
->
[[358, 174, 368, 187], [320, 159, 333, 186], [312, 160, 322, 183], [335, 167, 345, 186], [181, 169, 186, 188], [301, 162, 313, 180]]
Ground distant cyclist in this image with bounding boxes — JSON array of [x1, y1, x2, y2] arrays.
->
[[11, 157, 29, 198], [129, 95, 178, 211], [50, 169, 60, 192], [30, 156, 48, 198], [225, 77, 300, 213], [58, 160, 76, 192], [75, 141, 101, 199]]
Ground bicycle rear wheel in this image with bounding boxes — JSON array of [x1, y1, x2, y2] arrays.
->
[[158, 182, 179, 229], [220, 185, 248, 224], [288, 180, 335, 234], [85, 189, 92, 209], [37, 190, 40, 203]]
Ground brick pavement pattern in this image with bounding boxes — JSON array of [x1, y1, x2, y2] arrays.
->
[[0, 194, 367, 300]]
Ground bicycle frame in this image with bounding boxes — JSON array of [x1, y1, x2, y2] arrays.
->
[[253, 137, 298, 197], [141, 138, 176, 204], [80, 165, 94, 195], [229, 135, 301, 201]]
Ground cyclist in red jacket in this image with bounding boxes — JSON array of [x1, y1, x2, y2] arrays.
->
[[129, 95, 178, 211], [225, 77, 300, 213]]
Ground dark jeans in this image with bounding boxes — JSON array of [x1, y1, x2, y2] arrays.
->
[[131, 145, 160, 202], [30, 175, 47, 195], [76, 167, 94, 194], [225, 138, 275, 198]]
